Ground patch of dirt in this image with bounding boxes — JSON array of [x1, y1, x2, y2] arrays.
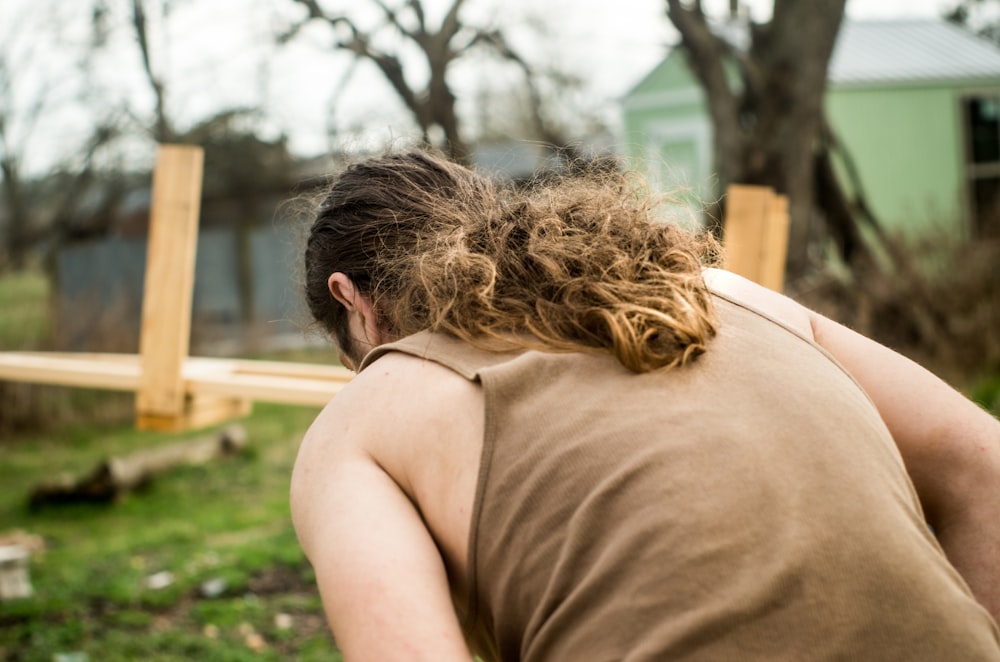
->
[[246, 564, 313, 596]]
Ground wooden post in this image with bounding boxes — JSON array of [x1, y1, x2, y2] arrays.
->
[[136, 145, 203, 430], [760, 193, 789, 291], [0, 144, 350, 429], [722, 184, 790, 292], [135, 145, 250, 432]]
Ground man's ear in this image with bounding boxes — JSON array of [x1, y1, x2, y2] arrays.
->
[[327, 272, 359, 311], [327, 272, 390, 348]]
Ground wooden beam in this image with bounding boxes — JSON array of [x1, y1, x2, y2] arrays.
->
[[761, 193, 790, 292], [0, 143, 355, 432], [186, 367, 352, 407], [137, 394, 252, 434], [722, 184, 790, 292], [136, 145, 205, 425], [0, 352, 351, 408], [0, 352, 140, 391]]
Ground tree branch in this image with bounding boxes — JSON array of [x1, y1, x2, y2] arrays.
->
[[131, 0, 173, 142], [286, 0, 422, 115], [665, 0, 741, 170], [406, 0, 426, 33], [290, 0, 327, 21], [371, 0, 420, 41], [440, 0, 468, 45], [466, 29, 572, 148], [369, 52, 429, 131], [281, 0, 475, 159], [286, 0, 362, 42], [665, 0, 736, 115]]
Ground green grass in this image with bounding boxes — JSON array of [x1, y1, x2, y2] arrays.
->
[[0, 403, 343, 661], [972, 372, 1000, 415], [0, 269, 346, 658], [0, 269, 50, 349]]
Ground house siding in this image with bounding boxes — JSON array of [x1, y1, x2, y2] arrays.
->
[[621, 21, 1000, 239], [623, 53, 714, 208], [825, 84, 968, 235]]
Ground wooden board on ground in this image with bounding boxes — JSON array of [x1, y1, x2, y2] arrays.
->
[[28, 425, 250, 507]]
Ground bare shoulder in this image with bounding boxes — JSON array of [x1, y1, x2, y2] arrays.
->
[[336, 350, 480, 422], [703, 267, 814, 339], [292, 348, 484, 593], [292, 348, 483, 518], [297, 350, 480, 463]]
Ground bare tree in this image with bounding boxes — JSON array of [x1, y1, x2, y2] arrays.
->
[[0, 54, 34, 270], [945, 0, 1000, 44], [0, 3, 123, 271], [665, 0, 878, 275], [102, 0, 292, 327], [469, 29, 602, 159], [0, 4, 62, 270], [281, 0, 583, 163], [130, 0, 176, 143]]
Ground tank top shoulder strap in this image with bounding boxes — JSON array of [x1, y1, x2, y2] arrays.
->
[[357, 330, 521, 380]]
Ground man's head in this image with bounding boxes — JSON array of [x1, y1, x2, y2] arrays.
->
[[305, 149, 720, 373], [304, 150, 496, 367]]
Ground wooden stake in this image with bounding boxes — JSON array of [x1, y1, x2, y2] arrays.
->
[[722, 184, 790, 291], [761, 193, 790, 292], [136, 145, 205, 429], [0, 143, 352, 433]]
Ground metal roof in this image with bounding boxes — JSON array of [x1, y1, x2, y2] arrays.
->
[[830, 20, 1000, 86]]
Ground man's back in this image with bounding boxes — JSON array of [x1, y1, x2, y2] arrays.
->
[[359, 293, 1000, 661], [295, 151, 1000, 660]]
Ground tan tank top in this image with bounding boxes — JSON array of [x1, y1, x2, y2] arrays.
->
[[361, 293, 1000, 661]]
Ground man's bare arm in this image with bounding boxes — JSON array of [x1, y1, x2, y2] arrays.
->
[[809, 310, 1000, 620], [291, 384, 471, 661]]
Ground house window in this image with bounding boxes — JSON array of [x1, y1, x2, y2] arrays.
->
[[964, 95, 1000, 238]]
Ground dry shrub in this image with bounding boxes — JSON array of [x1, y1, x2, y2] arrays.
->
[[793, 231, 1000, 390]]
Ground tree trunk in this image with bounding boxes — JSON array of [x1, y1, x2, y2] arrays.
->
[[132, 0, 175, 143], [429, 68, 468, 163], [667, 0, 848, 278], [0, 157, 29, 270]]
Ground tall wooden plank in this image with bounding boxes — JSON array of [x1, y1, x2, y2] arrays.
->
[[722, 184, 789, 291], [760, 193, 790, 291], [136, 145, 204, 428]]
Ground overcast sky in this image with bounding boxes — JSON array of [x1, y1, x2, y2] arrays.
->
[[0, 0, 970, 172]]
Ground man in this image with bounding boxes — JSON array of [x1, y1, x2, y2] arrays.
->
[[292, 150, 1000, 660]]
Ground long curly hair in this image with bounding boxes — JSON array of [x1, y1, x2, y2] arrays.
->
[[304, 150, 721, 373]]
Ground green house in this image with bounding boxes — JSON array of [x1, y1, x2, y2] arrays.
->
[[622, 20, 1000, 238]]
